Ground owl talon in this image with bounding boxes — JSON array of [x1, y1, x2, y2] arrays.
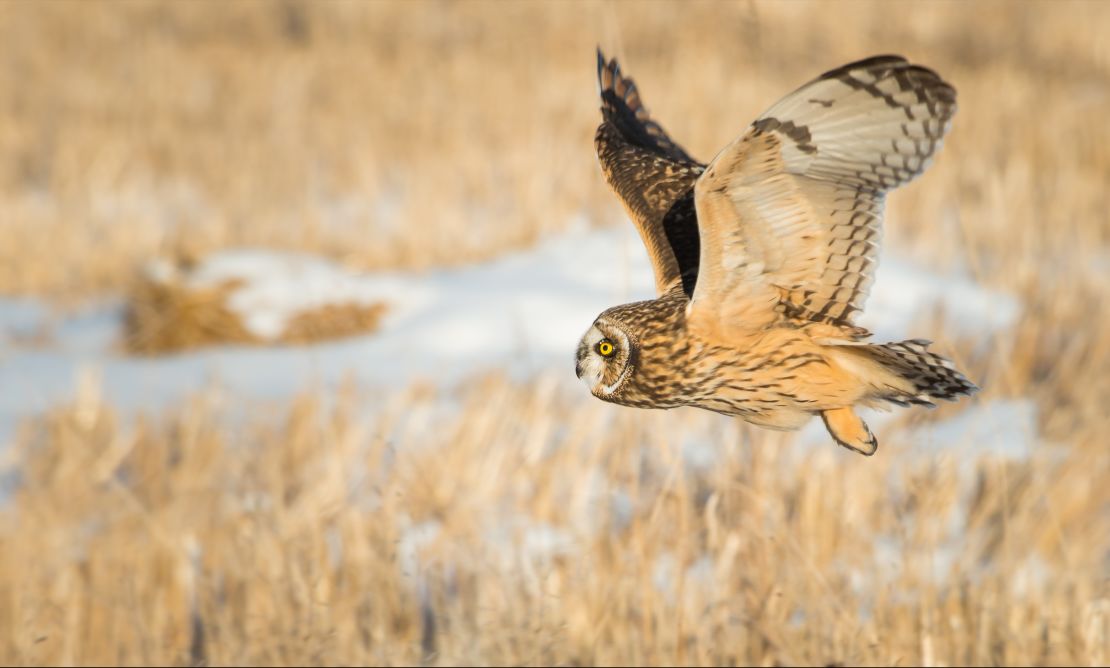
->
[[821, 408, 878, 456]]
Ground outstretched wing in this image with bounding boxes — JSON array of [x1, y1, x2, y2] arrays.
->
[[595, 49, 704, 296], [687, 55, 957, 339]]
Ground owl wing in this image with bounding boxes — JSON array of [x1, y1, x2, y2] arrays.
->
[[687, 55, 957, 339], [595, 49, 705, 297]]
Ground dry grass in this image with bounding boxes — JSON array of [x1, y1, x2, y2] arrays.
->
[[123, 272, 258, 354], [0, 374, 1105, 666], [1, 1, 1107, 300], [1, 0, 1109, 665], [122, 262, 387, 354], [280, 301, 387, 346]]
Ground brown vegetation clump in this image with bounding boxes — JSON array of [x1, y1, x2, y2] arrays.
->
[[281, 301, 388, 346], [123, 261, 388, 354], [123, 270, 257, 354]]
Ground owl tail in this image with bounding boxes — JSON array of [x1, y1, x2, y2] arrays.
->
[[858, 339, 980, 406], [827, 338, 978, 407], [822, 339, 978, 456]]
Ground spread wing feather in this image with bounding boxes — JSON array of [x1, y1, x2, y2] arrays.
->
[[688, 55, 956, 338], [594, 49, 704, 296]]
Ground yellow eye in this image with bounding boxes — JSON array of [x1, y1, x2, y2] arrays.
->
[[597, 340, 615, 357]]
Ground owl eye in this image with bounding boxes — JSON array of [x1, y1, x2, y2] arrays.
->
[[596, 339, 616, 357]]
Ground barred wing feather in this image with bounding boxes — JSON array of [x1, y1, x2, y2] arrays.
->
[[688, 55, 957, 338]]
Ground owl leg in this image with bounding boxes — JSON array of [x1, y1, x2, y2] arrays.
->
[[820, 407, 878, 456]]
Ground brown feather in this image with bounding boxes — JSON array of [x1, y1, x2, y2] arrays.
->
[[595, 49, 703, 296]]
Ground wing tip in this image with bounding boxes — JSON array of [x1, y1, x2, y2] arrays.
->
[[596, 46, 607, 94], [596, 48, 643, 123], [596, 47, 627, 103], [593, 48, 699, 165], [819, 54, 908, 81], [818, 54, 957, 104]]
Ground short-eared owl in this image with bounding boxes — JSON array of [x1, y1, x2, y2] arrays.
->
[[576, 51, 977, 456]]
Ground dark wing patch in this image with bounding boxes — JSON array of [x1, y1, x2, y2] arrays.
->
[[595, 49, 704, 296], [597, 50, 696, 164]]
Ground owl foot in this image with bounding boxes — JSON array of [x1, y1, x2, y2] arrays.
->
[[821, 407, 878, 456]]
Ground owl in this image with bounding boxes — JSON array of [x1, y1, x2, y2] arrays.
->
[[576, 51, 977, 456]]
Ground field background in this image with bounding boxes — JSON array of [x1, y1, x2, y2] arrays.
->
[[1, 1, 1107, 666]]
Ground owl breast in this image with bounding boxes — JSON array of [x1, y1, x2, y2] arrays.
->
[[608, 294, 858, 429]]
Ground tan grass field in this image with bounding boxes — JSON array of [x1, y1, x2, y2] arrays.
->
[[0, 1, 1108, 665]]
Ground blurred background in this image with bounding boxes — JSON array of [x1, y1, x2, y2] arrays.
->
[[0, 1, 1107, 665]]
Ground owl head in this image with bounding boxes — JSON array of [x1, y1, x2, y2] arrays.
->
[[575, 316, 638, 399]]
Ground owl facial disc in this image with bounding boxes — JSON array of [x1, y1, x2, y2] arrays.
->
[[575, 320, 633, 398]]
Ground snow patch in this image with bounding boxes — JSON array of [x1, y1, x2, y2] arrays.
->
[[0, 226, 1021, 446]]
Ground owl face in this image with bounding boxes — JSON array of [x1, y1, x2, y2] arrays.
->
[[575, 317, 637, 399]]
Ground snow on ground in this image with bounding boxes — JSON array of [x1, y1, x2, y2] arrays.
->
[[0, 223, 1023, 448]]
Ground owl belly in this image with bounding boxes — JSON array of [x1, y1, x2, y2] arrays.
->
[[696, 395, 816, 430], [683, 328, 862, 430]]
